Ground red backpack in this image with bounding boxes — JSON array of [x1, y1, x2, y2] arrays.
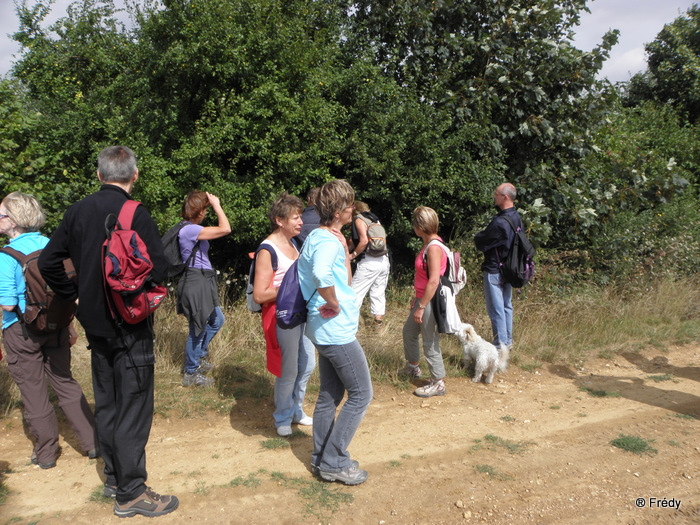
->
[[102, 200, 167, 325]]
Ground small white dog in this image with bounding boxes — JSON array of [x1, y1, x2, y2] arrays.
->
[[456, 323, 509, 384]]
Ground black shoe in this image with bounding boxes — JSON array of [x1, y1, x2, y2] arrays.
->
[[103, 484, 117, 499], [30, 453, 56, 469], [87, 448, 100, 459]]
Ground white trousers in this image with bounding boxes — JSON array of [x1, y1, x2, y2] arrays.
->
[[351, 254, 390, 316]]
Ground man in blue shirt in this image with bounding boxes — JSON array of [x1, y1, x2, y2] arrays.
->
[[474, 183, 523, 349]]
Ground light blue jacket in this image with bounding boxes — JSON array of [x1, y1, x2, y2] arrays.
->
[[298, 228, 358, 346], [0, 232, 49, 330]]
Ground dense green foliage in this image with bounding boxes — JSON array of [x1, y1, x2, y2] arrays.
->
[[626, 4, 700, 124], [2, 0, 698, 283]]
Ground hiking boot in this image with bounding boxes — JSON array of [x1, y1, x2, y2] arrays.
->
[[30, 452, 56, 469], [318, 464, 368, 485], [414, 378, 446, 398], [114, 487, 179, 518], [103, 484, 117, 499], [182, 371, 215, 387], [197, 359, 214, 373], [311, 459, 358, 476], [398, 362, 422, 379]]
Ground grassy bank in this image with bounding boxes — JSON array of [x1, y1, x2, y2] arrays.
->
[[0, 276, 698, 419]]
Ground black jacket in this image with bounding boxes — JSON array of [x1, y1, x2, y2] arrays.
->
[[38, 184, 167, 337], [474, 207, 523, 273]]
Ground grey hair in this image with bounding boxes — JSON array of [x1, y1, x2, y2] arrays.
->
[[97, 146, 138, 183]]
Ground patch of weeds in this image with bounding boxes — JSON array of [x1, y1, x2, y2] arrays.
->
[[579, 386, 621, 398], [187, 469, 203, 477], [88, 485, 112, 503], [194, 481, 209, 496], [261, 437, 291, 450], [610, 434, 657, 456], [500, 415, 516, 422], [400, 454, 411, 460], [227, 471, 263, 488], [273, 471, 353, 521], [388, 460, 401, 467], [469, 438, 483, 453], [577, 412, 588, 418], [483, 434, 534, 455], [474, 464, 512, 481], [647, 374, 673, 382], [674, 413, 697, 420], [549, 405, 561, 410], [598, 349, 616, 359], [0, 477, 9, 506], [519, 362, 541, 373], [212, 454, 219, 459], [668, 440, 681, 447]]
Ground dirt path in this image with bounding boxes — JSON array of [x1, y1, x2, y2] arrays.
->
[[2, 344, 699, 524]]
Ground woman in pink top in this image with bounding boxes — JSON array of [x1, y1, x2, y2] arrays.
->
[[401, 206, 448, 397], [253, 192, 316, 437]]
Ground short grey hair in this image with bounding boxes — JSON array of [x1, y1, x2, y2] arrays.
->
[[97, 146, 138, 183]]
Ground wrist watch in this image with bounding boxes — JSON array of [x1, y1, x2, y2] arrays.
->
[[418, 303, 426, 309]]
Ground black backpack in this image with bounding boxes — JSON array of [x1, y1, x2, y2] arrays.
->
[[161, 222, 199, 279], [0, 247, 77, 337], [497, 215, 535, 288]]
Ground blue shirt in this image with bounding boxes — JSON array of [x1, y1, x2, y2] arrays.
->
[[0, 232, 49, 330], [298, 228, 358, 345]]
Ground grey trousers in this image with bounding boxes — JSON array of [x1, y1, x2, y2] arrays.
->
[[3, 322, 95, 464], [402, 299, 446, 380]]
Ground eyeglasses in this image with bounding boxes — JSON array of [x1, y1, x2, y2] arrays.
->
[[0, 214, 9, 220]]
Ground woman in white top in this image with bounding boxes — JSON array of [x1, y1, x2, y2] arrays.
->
[[253, 192, 316, 437]]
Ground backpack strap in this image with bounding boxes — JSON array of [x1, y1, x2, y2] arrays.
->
[[422, 239, 449, 277], [0, 247, 30, 339], [116, 200, 141, 230], [494, 215, 519, 265], [255, 242, 279, 272]]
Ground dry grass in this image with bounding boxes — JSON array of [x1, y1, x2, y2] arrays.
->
[[0, 276, 697, 416]]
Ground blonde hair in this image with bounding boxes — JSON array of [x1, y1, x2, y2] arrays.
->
[[412, 206, 438, 235], [2, 192, 45, 232], [353, 200, 369, 218], [316, 180, 355, 226]]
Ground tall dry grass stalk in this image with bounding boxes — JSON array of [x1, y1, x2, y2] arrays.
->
[[0, 277, 697, 415]]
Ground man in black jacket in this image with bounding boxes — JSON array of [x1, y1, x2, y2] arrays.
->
[[38, 146, 178, 518], [474, 183, 523, 349]]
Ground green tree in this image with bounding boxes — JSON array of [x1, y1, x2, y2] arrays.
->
[[626, 5, 700, 124]]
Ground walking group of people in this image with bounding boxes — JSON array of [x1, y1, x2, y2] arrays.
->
[[0, 144, 524, 518]]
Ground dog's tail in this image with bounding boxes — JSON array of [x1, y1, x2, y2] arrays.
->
[[497, 344, 510, 372]]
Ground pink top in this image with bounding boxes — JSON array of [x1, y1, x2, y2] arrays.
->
[[414, 240, 447, 298]]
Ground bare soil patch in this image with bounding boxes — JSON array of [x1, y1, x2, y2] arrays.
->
[[2, 344, 699, 524]]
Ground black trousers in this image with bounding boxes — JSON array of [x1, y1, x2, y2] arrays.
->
[[86, 327, 154, 504]]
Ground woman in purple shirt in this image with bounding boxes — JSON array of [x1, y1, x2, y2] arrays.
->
[[176, 191, 231, 387]]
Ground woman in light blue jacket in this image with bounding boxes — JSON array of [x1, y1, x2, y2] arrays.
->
[[297, 179, 373, 486]]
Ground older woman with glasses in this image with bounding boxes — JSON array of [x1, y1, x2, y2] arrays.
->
[[297, 179, 372, 486], [0, 192, 96, 469]]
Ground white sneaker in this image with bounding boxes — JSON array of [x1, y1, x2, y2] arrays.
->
[[414, 378, 445, 398], [294, 415, 313, 426], [277, 425, 292, 437]]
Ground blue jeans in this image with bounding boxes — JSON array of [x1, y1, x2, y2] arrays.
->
[[483, 272, 513, 347], [274, 324, 316, 427], [312, 340, 373, 472], [184, 306, 224, 374]]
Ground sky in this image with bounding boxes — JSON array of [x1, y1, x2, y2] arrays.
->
[[0, 0, 697, 82]]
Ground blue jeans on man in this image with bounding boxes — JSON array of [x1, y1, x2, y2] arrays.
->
[[184, 306, 224, 374], [483, 271, 513, 347]]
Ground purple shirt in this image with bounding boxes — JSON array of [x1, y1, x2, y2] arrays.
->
[[179, 223, 213, 270]]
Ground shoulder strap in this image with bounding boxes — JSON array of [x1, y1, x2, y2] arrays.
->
[[501, 214, 518, 233], [422, 239, 449, 276], [256, 242, 278, 272], [0, 246, 27, 266], [117, 200, 141, 230], [361, 211, 379, 223]]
